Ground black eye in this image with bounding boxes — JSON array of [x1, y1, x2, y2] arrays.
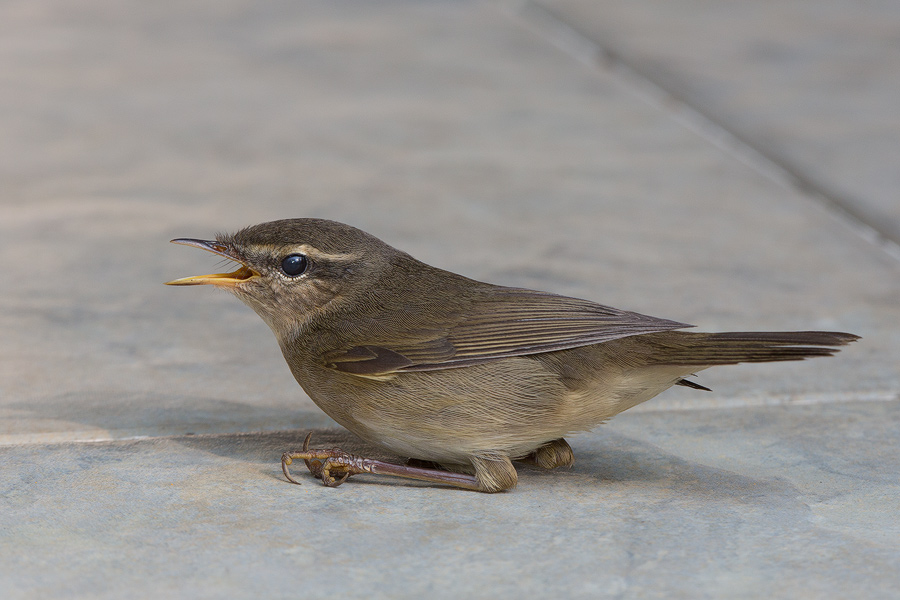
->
[[281, 254, 308, 277]]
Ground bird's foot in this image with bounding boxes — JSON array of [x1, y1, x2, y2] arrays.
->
[[282, 433, 371, 487], [281, 433, 485, 491]]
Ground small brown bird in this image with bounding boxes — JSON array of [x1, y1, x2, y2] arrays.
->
[[167, 219, 858, 492]]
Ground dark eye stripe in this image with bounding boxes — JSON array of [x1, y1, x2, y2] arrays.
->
[[281, 254, 308, 277]]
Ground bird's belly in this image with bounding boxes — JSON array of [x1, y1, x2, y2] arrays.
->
[[300, 359, 578, 462], [297, 357, 689, 463]]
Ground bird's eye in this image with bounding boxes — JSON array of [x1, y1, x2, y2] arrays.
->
[[281, 254, 308, 277]]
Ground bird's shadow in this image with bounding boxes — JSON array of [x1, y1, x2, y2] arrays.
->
[[11, 391, 796, 500], [178, 426, 796, 502]]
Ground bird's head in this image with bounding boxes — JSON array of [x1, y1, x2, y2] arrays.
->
[[166, 218, 397, 339]]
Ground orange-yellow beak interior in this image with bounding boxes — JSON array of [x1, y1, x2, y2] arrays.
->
[[165, 238, 259, 287]]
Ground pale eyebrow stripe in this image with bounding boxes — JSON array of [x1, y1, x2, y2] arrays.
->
[[286, 244, 361, 262]]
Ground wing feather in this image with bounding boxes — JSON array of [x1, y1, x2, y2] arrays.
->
[[328, 287, 691, 376]]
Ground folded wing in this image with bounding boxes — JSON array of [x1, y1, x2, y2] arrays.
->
[[325, 287, 691, 376]]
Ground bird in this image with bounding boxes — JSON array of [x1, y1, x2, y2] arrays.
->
[[166, 218, 858, 492]]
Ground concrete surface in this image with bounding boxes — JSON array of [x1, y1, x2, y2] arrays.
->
[[538, 0, 900, 243], [1, 0, 898, 598]]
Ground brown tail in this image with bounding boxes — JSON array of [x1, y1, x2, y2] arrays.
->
[[648, 330, 860, 367]]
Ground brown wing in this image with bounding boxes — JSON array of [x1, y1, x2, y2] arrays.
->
[[326, 287, 691, 377]]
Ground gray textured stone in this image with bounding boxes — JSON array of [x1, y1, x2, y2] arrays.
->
[[1, 0, 898, 597], [2, 402, 899, 599], [537, 0, 900, 244]]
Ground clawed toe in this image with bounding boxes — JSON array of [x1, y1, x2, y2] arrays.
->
[[299, 432, 325, 479], [281, 434, 368, 487], [320, 464, 351, 487]]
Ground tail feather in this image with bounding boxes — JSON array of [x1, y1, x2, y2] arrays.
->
[[647, 331, 859, 367], [675, 378, 712, 392]]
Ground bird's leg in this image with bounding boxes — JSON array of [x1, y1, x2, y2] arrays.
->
[[282, 433, 489, 491], [406, 458, 443, 469], [519, 438, 575, 469]]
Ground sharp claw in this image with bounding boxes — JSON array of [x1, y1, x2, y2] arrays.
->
[[281, 452, 302, 485], [322, 468, 350, 488], [282, 433, 322, 484], [302, 432, 319, 475]]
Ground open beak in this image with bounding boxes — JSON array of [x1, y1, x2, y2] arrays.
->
[[165, 238, 259, 287]]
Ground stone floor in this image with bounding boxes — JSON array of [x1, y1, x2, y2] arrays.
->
[[1, 1, 898, 598]]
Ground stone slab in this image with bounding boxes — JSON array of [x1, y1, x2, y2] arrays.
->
[[2, 399, 898, 599], [537, 0, 900, 244]]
